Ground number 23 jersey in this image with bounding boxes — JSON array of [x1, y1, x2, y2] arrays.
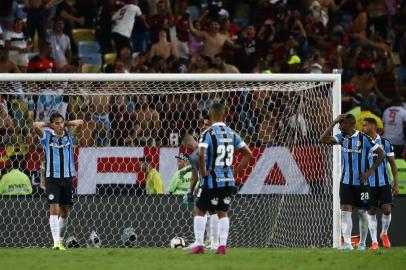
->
[[198, 122, 246, 189]]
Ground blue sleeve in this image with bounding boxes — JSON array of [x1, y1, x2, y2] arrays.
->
[[233, 132, 246, 149], [385, 140, 394, 157], [67, 128, 76, 143], [41, 130, 50, 144], [334, 133, 342, 145]]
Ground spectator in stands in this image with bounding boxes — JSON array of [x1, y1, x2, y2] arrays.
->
[[148, 30, 179, 61], [117, 46, 132, 72], [0, 98, 14, 146], [26, 0, 51, 44], [0, 46, 20, 73], [147, 0, 173, 43], [0, 24, 4, 47], [27, 41, 55, 73], [77, 109, 98, 147], [188, 54, 216, 73], [140, 156, 164, 195], [48, 17, 72, 69], [188, 20, 204, 56], [175, 13, 190, 59], [213, 53, 239, 73], [131, 0, 150, 54], [355, 103, 384, 134], [112, 0, 147, 55], [90, 86, 111, 146], [189, 18, 235, 60], [0, 0, 18, 30], [55, 0, 85, 50], [237, 25, 262, 73], [129, 95, 160, 146], [382, 97, 406, 158], [5, 18, 32, 72]]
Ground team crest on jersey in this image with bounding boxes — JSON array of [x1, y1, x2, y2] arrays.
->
[[48, 194, 54, 200]]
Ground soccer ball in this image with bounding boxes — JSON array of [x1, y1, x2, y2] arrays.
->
[[170, 237, 186, 248]]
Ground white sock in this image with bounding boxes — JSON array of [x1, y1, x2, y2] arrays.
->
[[59, 217, 67, 239], [209, 214, 219, 247], [341, 211, 352, 245], [194, 215, 207, 246], [358, 209, 368, 245], [381, 213, 392, 234], [49, 215, 60, 245], [218, 217, 230, 247], [367, 214, 378, 243]]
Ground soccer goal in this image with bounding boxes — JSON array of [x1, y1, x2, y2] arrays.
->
[[0, 73, 341, 248]]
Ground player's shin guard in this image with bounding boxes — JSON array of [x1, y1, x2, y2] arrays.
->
[[194, 215, 207, 246], [381, 213, 391, 234], [358, 209, 368, 245], [341, 211, 352, 245], [50, 215, 60, 245], [209, 214, 219, 247], [367, 214, 378, 243], [218, 217, 229, 247]]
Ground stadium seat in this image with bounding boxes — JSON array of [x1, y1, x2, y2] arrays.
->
[[103, 53, 117, 65], [72, 29, 95, 44], [79, 53, 102, 65], [81, 64, 101, 73], [78, 41, 101, 55]]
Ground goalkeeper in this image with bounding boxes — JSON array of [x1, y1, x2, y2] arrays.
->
[[182, 134, 220, 250], [168, 153, 193, 194]]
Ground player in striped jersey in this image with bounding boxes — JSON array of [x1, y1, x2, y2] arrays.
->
[[33, 112, 83, 250], [190, 103, 253, 255], [320, 114, 385, 250], [362, 118, 399, 249]]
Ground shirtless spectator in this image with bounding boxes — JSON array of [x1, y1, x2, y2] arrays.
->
[[189, 18, 235, 60], [77, 110, 97, 147], [147, 0, 173, 43], [129, 95, 160, 147], [91, 87, 111, 146], [117, 47, 132, 72], [188, 54, 218, 73], [0, 46, 20, 73], [148, 30, 179, 61], [213, 53, 239, 73], [0, 99, 14, 146], [351, 61, 390, 115]]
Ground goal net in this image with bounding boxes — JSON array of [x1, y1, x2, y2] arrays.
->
[[0, 74, 341, 248]]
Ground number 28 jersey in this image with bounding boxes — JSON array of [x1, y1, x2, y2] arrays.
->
[[198, 122, 246, 189]]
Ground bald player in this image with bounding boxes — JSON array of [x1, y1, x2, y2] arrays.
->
[[182, 134, 219, 250]]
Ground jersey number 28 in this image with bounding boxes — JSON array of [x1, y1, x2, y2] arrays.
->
[[215, 145, 234, 166]]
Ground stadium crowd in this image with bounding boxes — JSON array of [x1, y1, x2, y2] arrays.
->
[[0, 0, 405, 155]]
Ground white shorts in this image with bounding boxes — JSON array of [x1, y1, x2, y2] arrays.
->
[[9, 51, 29, 67]]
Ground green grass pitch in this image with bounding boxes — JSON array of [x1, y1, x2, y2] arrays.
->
[[0, 248, 405, 270]]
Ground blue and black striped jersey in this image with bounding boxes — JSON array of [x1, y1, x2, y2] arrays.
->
[[335, 130, 379, 186], [41, 128, 76, 179], [368, 135, 394, 187], [198, 122, 246, 189]]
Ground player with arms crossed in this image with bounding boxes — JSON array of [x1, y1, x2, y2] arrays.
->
[[190, 103, 253, 254], [362, 118, 399, 249], [33, 112, 83, 250], [182, 134, 220, 250], [320, 114, 385, 250]]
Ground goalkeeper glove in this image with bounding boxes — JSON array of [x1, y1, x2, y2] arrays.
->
[[183, 189, 194, 205]]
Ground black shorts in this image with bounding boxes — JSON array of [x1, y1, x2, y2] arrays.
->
[[195, 187, 233, 212], [339, 183, 369, 209], [45, 178, 73, 207], [369, 185, 393, 209]]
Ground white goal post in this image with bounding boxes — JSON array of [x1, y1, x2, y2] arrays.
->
[[0, 73, 341, 248]]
